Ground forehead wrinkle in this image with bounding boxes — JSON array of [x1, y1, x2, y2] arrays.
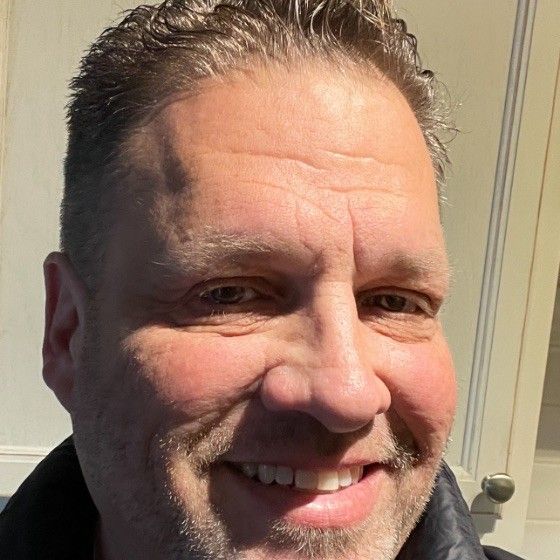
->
[[195, 145, 414, 188], [197, 146, 406, 179], [196, 147, 326, 175]]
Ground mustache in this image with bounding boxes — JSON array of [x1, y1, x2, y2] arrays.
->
[[163, 411, 421, 475]]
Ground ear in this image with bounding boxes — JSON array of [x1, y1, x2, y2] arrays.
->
[[42, 252, 88, 413]]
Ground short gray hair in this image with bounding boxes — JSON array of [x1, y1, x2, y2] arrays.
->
[[63, 0, 451, 288]]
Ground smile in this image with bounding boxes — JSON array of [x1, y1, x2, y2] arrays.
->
[[218, 460, 385, 528], [231, 462, 365, 493]]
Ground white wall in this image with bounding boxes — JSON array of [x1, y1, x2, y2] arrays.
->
[[0, 0, 141, 497]]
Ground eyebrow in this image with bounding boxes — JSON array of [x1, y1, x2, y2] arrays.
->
[[152, 229, 288, 279], [372, 251, 451, 294], [381, 251, 450, 281], [152, 228, 450, 290]]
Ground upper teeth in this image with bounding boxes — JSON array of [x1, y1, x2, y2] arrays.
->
[[236, 463, 364, 492]]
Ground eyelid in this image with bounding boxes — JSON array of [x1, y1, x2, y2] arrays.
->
[[196, 276, 272, 291], [358, 288, 438, 315], [199, 285, 258, 303], [189, 277, 279, 307], [197, 280, 255, 296]]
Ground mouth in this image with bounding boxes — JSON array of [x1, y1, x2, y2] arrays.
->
[[216, 460, 385, 528], [229, 462, 365, 493]]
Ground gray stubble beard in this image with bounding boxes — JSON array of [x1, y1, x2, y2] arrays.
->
[[156, 425, 441, 560]]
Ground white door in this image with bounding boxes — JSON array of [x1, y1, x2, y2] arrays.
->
[[399, 0, 560, 552], [1, 1, 559, 554]]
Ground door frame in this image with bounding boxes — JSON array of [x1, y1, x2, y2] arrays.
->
[[473, 0, 560, 550], [497, 54, 560, 552]]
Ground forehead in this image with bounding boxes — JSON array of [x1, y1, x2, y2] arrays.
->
[[117, 62, 444, 281], [156, 63, 436, 191]]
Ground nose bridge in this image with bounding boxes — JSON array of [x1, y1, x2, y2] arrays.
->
[[260, 282, 391, 433], [305, 284, 391, 431], [313, 286, 366, 383]]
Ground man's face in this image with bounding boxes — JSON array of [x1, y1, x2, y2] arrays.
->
[[72, 63, 456, 560]]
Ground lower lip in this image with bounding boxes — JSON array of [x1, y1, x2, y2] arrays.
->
[[220, 464, 386, 528]]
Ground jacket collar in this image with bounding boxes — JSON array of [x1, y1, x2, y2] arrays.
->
[[397, 463, 486, 559]]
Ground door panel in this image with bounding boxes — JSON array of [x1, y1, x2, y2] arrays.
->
[[398, 0, 519, 473], [400, 0, 560, 550]]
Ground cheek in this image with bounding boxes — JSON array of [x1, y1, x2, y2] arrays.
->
[[124, 328, 269, 421], [385, 337, 456, 451]]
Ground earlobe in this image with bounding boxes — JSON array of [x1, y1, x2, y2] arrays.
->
[[42, 252, 88, 413]]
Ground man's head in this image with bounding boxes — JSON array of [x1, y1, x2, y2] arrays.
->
[[43, 2, 456, 559], [61, 0, 449, 289]]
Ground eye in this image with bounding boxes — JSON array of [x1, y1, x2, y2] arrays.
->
[[199, 285, 259, 305], [360, 292, 428, 315], [376, 294, 417, 313]]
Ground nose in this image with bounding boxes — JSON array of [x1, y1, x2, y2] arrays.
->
[[259, 287, 391, 433]]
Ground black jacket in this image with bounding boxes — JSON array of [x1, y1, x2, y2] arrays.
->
[[0, 438, 524, 559]]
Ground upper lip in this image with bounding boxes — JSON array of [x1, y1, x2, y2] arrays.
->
[[222, 458, 382, 470]]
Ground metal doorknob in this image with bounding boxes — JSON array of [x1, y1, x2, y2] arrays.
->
[[481, 473, 515, 504]]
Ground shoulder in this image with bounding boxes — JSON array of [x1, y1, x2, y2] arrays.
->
[[0, 437, 97, 560], [483, 545, 527, 560]]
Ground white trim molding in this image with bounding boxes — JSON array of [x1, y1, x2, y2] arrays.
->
[[0, 445, 50, 463], [0, 445, 50, 496], [461, 0, 537, 475]]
